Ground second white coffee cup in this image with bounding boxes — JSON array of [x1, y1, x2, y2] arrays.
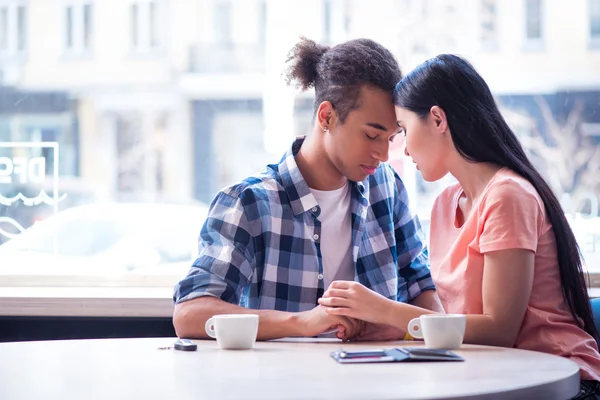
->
[[205, 314, 259, 350], [407, 314, 466, 350]]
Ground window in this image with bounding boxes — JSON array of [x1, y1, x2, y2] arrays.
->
[[130, 4, 138, 48], [321, 0, 348, 45], [258, 0, 266, 46], [524, 0, 543, 47], [64, 2, 93, 55], [1, 0, 599, 316], [0, 8, 7, 51], [480, 0, 498, 50], [83, 4, 92, 50], [148, 1, 158, 48], [0, 2, 26, 55], [323, 0, 332, 44], [213, 0, 232, 46], [591, 0, 600, 46], [130, 0, 162, 52], [65, 6, 73, 48]]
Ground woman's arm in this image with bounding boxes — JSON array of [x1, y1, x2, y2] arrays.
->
[[320, 248, 534, 346], [461, 248, 534, 346]]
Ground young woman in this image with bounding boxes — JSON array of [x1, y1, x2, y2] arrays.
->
[[318, 54, 600, 397]]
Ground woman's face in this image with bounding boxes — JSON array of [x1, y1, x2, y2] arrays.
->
[[395, 106, 450, 182]]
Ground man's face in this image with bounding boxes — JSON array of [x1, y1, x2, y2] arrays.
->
[[324, 86, 400, 182]]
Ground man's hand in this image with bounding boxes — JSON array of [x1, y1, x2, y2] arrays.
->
[[296, 305, 363, 340]]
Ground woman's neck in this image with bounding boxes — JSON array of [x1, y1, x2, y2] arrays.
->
[[450, 159, 503, 202]]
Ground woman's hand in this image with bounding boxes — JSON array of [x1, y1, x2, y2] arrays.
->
[[318, 280, 393, 325]]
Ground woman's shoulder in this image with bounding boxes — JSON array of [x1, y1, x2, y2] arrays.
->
[[482, 168, 544, 211]]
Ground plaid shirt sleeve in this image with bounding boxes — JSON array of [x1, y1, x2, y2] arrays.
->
[[173, 190, 255, 305], [392, 170, 436, 302]]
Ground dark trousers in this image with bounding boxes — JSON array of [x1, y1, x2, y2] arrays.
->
[[572, 380, 600, 399]]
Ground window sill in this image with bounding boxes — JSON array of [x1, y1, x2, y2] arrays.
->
[[0, 287, 174, 317], [2, 283, 599, 317]]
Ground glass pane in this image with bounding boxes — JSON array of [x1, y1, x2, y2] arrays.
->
[[65, 6, 73, 48], [526, 0, 542, 39], [0, 0, 598, 291], [0, 8, 7, 50], [83, 4, 92, 50], [17, 6, 26, 51], [130, 4, 138, 48], [591, 0, 600, 37], [323, 0, 331, 43], [214, 1, 232, 45], [149, 1, 158, 48]]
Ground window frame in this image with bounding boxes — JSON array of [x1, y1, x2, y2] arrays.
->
[[62, 0, 93, 57], [523, 0, 544, 51], [129, 0, 164, 55], [0, 0, 27, 58]]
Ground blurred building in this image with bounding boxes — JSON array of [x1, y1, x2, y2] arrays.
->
[[1, 0, 599, 206]]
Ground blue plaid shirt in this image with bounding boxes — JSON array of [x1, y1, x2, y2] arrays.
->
[[174, 137, 435, 312]]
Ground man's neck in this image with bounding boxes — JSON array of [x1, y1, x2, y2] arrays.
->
[[295, 134, 347, 191]]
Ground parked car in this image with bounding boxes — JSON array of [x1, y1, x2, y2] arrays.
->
[[0, 202, 209, 275], [0, 177, 111, 244]]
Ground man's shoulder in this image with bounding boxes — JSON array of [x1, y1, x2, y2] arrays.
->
[[219, 165, 285, 205]]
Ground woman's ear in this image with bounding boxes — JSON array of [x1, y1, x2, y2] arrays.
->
[[430, 105, 448, 134]]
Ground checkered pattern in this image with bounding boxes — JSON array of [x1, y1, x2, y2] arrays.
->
[[173, 137, 435, 312]]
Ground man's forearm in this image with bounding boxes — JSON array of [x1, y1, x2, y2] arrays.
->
[[173, 296, 305, 340]]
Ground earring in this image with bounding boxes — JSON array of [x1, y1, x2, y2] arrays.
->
[[323, 126, 329, 133]]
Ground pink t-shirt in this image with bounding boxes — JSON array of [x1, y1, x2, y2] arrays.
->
[[430, 168, 600, 381]]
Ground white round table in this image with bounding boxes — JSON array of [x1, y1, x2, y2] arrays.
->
[[0, 337, 580, 400]]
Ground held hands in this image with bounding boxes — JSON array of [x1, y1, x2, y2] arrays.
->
[[300, 281, 411, 342], [318, 280, 394, 326], [297, 305, 364, 341]]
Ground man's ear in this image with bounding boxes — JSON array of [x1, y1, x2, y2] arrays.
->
[[316, 101, 336, 131], [430, 105, 448, 133]]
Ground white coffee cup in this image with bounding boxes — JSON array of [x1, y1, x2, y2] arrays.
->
[[407, 314, 466, 350], [204, 314, 259, 350]]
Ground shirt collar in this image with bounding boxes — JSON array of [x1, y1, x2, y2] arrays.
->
[[277, 136, 368, 216]]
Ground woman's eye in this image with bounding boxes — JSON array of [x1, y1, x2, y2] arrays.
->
[[399, 128, 406, 137]]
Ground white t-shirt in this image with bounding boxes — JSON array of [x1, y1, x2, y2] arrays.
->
[[310, 183, 354, 290]]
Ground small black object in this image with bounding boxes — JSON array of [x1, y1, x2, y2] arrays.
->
[[174, 339, 197, 351]]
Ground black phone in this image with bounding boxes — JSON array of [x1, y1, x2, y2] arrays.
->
[[174, 339, 198, 351]]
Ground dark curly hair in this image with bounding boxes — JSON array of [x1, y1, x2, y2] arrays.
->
[[284, 37, 402, 123]]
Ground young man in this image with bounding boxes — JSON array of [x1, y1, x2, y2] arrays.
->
[[173, 37, 443, 341]]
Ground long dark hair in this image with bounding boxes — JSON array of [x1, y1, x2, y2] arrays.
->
[[394, 54, 598, 339], [284, 37, 402, 122]]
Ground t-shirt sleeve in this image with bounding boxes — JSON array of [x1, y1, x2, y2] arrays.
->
[[478, 179, 545, 254]]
